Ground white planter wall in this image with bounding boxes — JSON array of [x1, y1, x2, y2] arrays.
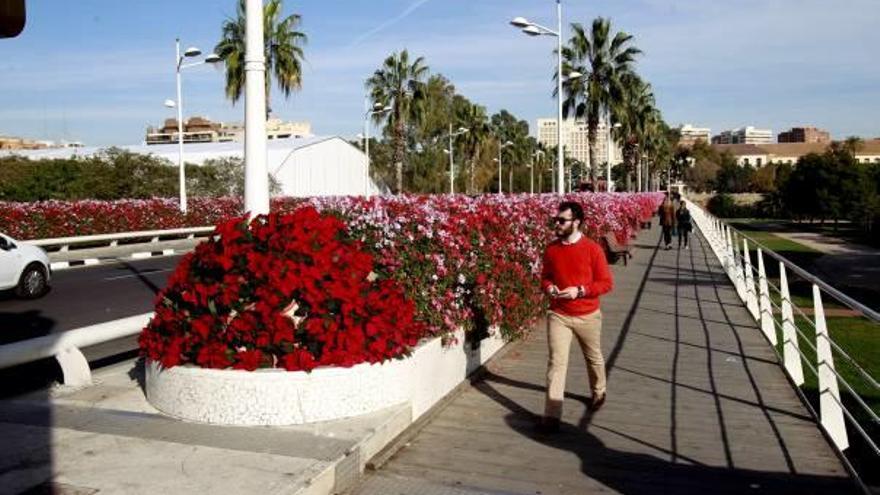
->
[[145, 329, 506, 426]]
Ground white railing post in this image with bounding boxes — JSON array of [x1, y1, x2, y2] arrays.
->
[[813, 284, 849, 451], [734, 234, 747, 301], [743, 239, 760, 320], [757, 248, 777, 345], [56, 347, 92, 387], [726, 227, 737, 283], [779, 263, 805, 386]]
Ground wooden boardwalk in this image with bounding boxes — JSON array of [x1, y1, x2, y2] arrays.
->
[[352, 228, 857, 495]]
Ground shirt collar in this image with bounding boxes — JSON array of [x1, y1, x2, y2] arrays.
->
[[562, 231, 583, 245]]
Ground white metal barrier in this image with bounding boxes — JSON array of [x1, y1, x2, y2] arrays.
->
[[26, 226, 215, 252], [686, 200, 880, 458], [0, 313, 153, 387]]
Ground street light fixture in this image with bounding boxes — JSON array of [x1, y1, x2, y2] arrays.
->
[[510, 1, 566, 195], [171, 38, 221, 214], [363, 102, 393, 198]]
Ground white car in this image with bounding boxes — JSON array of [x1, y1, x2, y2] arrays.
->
[[0, 233, 52, 298]]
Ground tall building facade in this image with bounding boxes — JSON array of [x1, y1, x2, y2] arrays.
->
[[677, 124, 711, 146], [711, 126, 773, 145], [777, 126, 831, 144], [535, 118, 621, 167]]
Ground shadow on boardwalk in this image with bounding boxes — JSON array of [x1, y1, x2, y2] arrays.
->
[[353, 228, 858, 495]]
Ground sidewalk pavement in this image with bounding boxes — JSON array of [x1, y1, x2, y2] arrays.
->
[[351, 227, 856, 495], [0, 358, 412, 495]]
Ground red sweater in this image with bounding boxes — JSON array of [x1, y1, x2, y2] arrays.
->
[[541, 235, 613, 316]]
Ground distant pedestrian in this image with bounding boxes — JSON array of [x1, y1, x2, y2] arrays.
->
[[676, 202, 692, 249], [658, 194, 676, 250], [538, 201, 613, 434]]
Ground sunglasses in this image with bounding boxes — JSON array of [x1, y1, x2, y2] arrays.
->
[[552, 217, 574, 225]]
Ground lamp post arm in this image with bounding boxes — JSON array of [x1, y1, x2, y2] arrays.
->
[[527, 22, 559, 36]]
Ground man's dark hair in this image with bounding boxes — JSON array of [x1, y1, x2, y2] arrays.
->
[[558, 201, 584, 222]]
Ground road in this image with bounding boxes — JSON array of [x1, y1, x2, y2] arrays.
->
[[0, 255, 182, 346]]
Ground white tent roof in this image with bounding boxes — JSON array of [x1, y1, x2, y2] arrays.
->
[[2, 136, 386, 197]]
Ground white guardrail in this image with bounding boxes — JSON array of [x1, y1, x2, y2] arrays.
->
[[0, 313, 153, 387], [27, 226, 215, 252], [686, 200, 879, 466], [1, 228, 217, 385]]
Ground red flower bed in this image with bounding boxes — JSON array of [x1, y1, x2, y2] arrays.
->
[[138, 206, 422, 371], [6, 193, 665, 371]]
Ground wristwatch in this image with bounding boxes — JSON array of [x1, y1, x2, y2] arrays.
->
[[577, 286, 585, 298]]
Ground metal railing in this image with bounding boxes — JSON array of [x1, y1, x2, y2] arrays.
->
[[0, 227, 214, 385], [686, 200, 879, 463], [26, 226, 215, 253], [0, 313, 153, 387]]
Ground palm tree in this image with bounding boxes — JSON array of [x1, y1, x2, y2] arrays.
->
[[366, 50, 429, 194], [641, 111, 671, 191], [215, 0, 306, 116], [561, 17, 641, 185], [612, 74, 656, 191], [453, 98, 491, 193]]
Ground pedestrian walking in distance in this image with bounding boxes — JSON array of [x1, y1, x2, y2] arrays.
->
[[658, 193, 676, 250], [538, 201, 613, 434], [676, 201, 692, 249]]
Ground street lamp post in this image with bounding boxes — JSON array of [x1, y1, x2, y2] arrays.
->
[[445, 125, 469, 194], [171, 39, 220, 214], [606, 116, 622, 192], [363, 102, 392, 198], [244, 0, 269, 217], [496, 140, 513, 194], [511, 1, 567, 196], [533, 149, 545, 194]]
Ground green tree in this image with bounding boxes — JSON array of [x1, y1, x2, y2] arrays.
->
[[561, 17, 641, 184], [366, 49, 429, 194], [215, 0, 307, 115], [611, 75, 655, 191], [715, 154, 755, 194], [490, 110, 531, 193], [685, 158, 720, 193], [454, 97, 491, 193]]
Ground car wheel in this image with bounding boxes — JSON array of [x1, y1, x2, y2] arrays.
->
[[16, 263, 48, 299]]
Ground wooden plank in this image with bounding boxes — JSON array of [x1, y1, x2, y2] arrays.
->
[[352, 229, 857, 495]]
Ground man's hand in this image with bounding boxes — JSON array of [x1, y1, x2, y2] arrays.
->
[[556, 286, 580, 300], [546, 285, 560, 297]]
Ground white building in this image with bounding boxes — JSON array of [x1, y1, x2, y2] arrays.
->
[[712, 126, 773, 145], [1, 136, 382, 197], [535, 118, 621, 167], [678, 124, 711, 146]]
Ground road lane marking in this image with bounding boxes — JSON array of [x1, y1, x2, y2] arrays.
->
[[104, 268, 173, 281]]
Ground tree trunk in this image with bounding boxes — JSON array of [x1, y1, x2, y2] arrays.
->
[[587, 118, 599, 185], [394, 119, 405, 194]]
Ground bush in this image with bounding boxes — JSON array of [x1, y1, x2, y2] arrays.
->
[[706, 193, 760, 218]]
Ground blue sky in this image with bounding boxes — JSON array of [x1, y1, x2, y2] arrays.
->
[[1, 0, 878, 146]]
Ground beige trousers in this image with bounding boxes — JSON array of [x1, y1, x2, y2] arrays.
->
[[545, 310, 606, 419]]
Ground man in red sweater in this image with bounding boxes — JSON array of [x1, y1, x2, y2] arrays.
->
[[539, 201, 614, 433]]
